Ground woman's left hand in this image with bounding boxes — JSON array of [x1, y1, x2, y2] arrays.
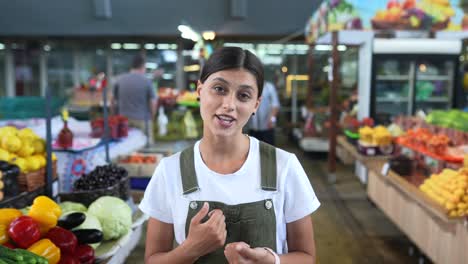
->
[[224, 242, 275, 264]]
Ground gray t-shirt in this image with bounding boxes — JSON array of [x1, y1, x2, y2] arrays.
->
[[247, 82, 280, 131], [113, 72, 156, 121]]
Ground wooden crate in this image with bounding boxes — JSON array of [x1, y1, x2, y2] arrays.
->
[[366, 162, 468, 264]]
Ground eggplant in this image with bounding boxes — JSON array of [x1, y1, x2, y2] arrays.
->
[[0, 161, 11, 171], [58, 212, 86, 230], [72, 229, 104, 244]]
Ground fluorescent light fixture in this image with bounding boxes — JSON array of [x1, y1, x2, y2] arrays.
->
[[123, 43, 140, 50], [0, 43, 4, 50], [178, 25, 191, 33], [111, 43, 121, 49], [145, 62, 158, 69], [315, 44, 346, 51], [157, 43, 170, 50], [184, 64, 201, 72], [202, 31, 216, 41], [170, 44, 178, 50], [144, 43, 156, 50]]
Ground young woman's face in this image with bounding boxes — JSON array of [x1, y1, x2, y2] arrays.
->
[[197, 68, 261, 138]]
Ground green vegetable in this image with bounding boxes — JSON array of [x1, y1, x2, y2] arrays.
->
[[88, 196, 132, 240], [59, 201, 87, 214], [71, 212, 103, 249], [0, 245, 23, 262]]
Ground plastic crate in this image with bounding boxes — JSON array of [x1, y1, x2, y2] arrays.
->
[[130, 177, 151, 191], [0, 186, 45, 209], [59, 176, 129, 207]]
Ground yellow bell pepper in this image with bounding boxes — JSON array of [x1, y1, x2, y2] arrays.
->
[[28, 239, 61, 264], [0, 224, 8, 244], [28, 196, 62, 233], [0, 208, 22, 225]]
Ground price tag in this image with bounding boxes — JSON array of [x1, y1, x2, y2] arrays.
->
[[401, 147, 414, 158], [367, 148, 376, 156], [381, 162, 390, 177]]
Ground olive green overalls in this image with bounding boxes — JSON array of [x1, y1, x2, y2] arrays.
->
[[179, 141, 278, 263]]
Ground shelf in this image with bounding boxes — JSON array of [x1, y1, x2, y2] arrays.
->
[[376, 75, 409, 81], [415, 97, 449, 103], [376, 97, 408, 103], [376, 97, 450, 103], [417, 75, 451, 81]]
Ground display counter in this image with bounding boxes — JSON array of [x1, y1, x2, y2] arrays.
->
[[338, 137, 468, 264]]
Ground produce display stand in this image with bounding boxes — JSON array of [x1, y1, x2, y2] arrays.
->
[[365, 160, 468, 264], [97, 209, 148, 264], [338, 135, 468, 263]]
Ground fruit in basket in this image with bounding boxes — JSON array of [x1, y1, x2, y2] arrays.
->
[[32, 138, 46, 155], [12, 157, 27, 173], [0, 148, 9, 161], [2, 135, 22, 153], [358, 126, 374, 144], [420, 168, 468, 217], [25, 156, 41, 172], [17, 140, 35, 158]]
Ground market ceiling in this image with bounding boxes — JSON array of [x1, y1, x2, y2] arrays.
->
[[0, 0, 321, 40]]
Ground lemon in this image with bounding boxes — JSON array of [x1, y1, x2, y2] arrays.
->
[[13, 157, 27, 173], [17, 141, 35, 157], [32, 138, 45, 154], [26, 156, 41, 172], [33, 155, 46, 168], [1, 136, 22, 153], [0, 126, 18, 137], [0, 148, 9, 161], [17, 128, 37, 140]]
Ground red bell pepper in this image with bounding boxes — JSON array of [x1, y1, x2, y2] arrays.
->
[[46, 227, 78, 254], [8, 216, 41, 248], [58, 254, 80, 264], [2, 242, 15, 249], [73, 244, 95, 264]]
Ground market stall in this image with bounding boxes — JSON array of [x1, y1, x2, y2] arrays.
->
[[306, 1, 468, 263]]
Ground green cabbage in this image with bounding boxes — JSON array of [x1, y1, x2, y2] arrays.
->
[[59, 201, 87, 214], [87, 196, 132, 240]]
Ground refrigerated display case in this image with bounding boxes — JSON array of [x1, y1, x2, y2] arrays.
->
[[370, 40, 461, 124]]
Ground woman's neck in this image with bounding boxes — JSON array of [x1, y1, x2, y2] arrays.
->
[[199, 133, 250, 174]]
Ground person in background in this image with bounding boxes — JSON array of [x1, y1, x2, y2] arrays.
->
[[247, 81, 280, 145], [140, 47, 319, 264], [112, 54, 157, 144]]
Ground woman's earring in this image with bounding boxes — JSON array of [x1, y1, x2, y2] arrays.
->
[[196, 97, 200, 102], [252, 112, 255, 116]]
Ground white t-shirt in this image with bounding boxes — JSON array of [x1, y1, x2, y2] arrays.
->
[[139, 137, 320, 254]]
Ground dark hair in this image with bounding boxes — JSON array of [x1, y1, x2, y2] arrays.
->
[[132, 54, 145, 69], [200, 47, 264, 97]]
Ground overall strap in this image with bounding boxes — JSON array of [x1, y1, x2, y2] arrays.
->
[[259, 141, 277, 191], [180, 146, 200, 195]]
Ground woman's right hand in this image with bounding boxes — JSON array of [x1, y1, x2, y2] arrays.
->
[[184, 202, 227, 258]]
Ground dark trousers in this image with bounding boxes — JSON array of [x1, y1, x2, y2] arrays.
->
[[249, 129, 275, 146]]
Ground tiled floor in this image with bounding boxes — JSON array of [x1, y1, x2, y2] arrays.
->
[[124, 134, 430, 263]]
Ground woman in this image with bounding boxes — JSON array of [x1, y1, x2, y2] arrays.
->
[[140, 47, 320, 264]]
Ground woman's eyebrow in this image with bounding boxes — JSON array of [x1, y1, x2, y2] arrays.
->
[[212, 77, 229, 84], [212, 77, 255, 91]]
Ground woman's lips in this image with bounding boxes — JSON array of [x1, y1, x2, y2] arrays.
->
[[215, 114, 235, 128]]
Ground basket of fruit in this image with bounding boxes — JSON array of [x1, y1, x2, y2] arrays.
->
[[59, 164, 129, 207]]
